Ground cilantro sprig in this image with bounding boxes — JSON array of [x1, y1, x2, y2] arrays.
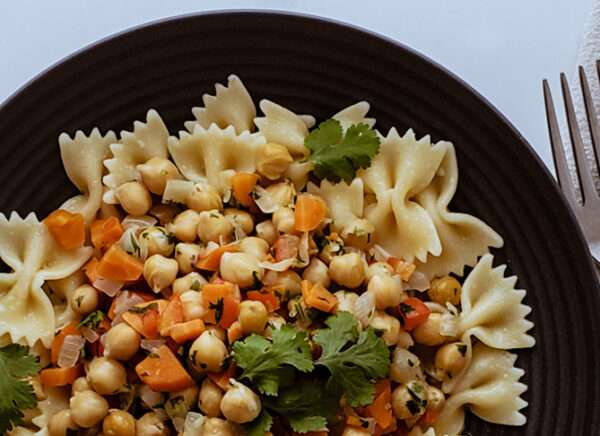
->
[[304, 119, 380, 183], [0, 344, 41, 433]]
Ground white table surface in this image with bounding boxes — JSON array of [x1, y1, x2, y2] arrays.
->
[[0, 1, 591, 173]]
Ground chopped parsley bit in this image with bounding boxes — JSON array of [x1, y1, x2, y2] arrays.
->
[[177, 346, 185, 357], [399, 302, 415, 315], [160, 170, 169, 176], [77, 310, 105, 330], [353, 228, 366, 237], [408, 359, 414, 367], [457, 344, 467, 357], [406, 399, 421, 415], [295, 254, 304, 264], [222, 354, 234, 370], [248, 271, 264, 290], [141, 231, 149, 238], [170, 395, 184, 407], [314, 234, 330, 251], [250, 189, 261, 200], [210, 212, 220, 219], [76, 295, 84, 307], [140, 371, 149, 377], [209, 297, 224, 323], [446, 371, 453, 379], [128, 302, 158, 315], [147, 352, 160, 358], [367, 233, 371, 244], [294, 300, 308, 323], [191, 279, 201, 291], [191, 350, 198, 362], [130, 233, 141, 257]]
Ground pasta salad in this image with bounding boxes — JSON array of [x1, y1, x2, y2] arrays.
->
[[0, 75, 535, 436]]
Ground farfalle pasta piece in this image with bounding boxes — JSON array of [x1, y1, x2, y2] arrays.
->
[[307, 178, 364, 231], [168, 124, 266, 194], [185, 74, 256, 134], [455, 254, 535, 350], [359, 128, 448, 263], [59, 128, 115, 225], [414, 144, 503, 279], [431, 343, 528, 436], [47, 270, 88, 327], [332, 101, 376, 131], [0, 212, 92, 348], [103, 109, 169, 203], [254, 99, 315, 156]]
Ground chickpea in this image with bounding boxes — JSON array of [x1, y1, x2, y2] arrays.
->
[[115, 181, 152, 216], [397, 329, 414, 349], [224, 208, 254, 234], [205, 325, 227, 342], [87, 357, 127, 395], [70, 389, 109, 428], [412, 313, 447, 346], [70, 284, 98, 315], [302, 258, 331, 287], [174, 242, 202, 274], [197, 210, 234, 243], [340, 217, 375, 251], [139, 226, 175, 257], [220, 252, 264, 288], [103, 323, 141, 361], [144, 254, 179, 292], [391, 382, 426, 421], [186, 181, 223, 212], [198, 378, 223, 417], [318, 235, 344, 264], [173, 271, 207, 294], [389, 348, 424, 385], [435, 342, 468, 378], [255, 220, 278, 245], [102, 410, 136, 436], [370, 311, 401, 346], [263, 269, 302, 297], [238, 236, 269, 260], [342, 426, 371, 436], [203, 417, 239, 436], [329, 253, 365, 288], [171, 210, 200, 242], [136, 412, 170, 436], [180, 289, 206, 321], [368, 274, 401, 309], [137, 157, 180, 195], [428, 276, 462, 306], [220, 380, 262, 423], [239, 300, 268, 334], [189, 331, 228, 372], [365, 261, 394, 281], [49, 409, 79, 436], [427, 386, 446, 413], [333, 290, 358, 315], [72, 376, 91, 394], [272, 207, 295, 234], [265, 182, 295, 207], [257, 142, 293, 180]]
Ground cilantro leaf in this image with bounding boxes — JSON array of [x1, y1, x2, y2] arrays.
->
[[305, 119, 380, 183], [263, 382, 339, 433], [313, 312, 390, 407], [244, 408, 273, 436], [233, 325, 313, 396], [77, 310, 105, 330], [0, 344, 41, 433]]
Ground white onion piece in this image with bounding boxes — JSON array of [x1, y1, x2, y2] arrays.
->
[[81, 327, 99, 343], [113, 291, 145, 318], [121, 214, 157, 229], [163, 179, 194, 204], [172, 416, 186, 433], [252, 185, 279, 214], [167, 400, 189, 432], [141, 339, 166, 352], [424, 302, 447, 313], [406, 270, 430, 291], [139, 384, 164, 410], [440, 312, 458, 337], [258, 258, 295, 272], [199, 241, 220, 258], [154, 408, 168, 421], [369, 244, 392, 263], [182, 412, 206, 436], [218, 169, 236, 199], [355, 291, 376, 327], [93, 277, 124, 297], [58, 334, 85, 368], [295, 232, 310, 267], [118, 389, 135, 411], [119, 227, 147, 260]]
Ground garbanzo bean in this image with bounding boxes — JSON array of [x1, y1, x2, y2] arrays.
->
[[189, 331, 228, 372], [174, 242, 202, 274], [367, 273, 401, 309], [103, 323, 141, 361], [197, 210, 233, 243], [69, 390, 109, 428], [48, 409, 79, 436], [435, 342, 469, 379], [70, 284, 98, 315], [143, 254, 178, 292], [272, 207, 295, 234], [220, 380, 262, 423], [102, 410, 136, 436], [255, 220, 278, 245], [87, 357, 127, 395], [329, 253, 365, 288], [239, 300, 268, 334], [171, 209, 200, 242], [198, 377, 224, 417], [138, 226, 174, 257], [115, 181, 152, 216], [186, 182, 223, 212], [302, 258, 331, 287], [428, 276, 462, 306], [257, 142, 293, 180], [412, 313, 447, 346], [224, 208, 254, 234], [137, 157, 180, 195], [220, 252, 264, 288]]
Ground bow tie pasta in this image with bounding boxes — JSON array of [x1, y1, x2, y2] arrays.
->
[[0, 75, 534, 436]]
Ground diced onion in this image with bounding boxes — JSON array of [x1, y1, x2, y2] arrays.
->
[[258, 258, 295, 272], [440, 312, 458, 337], [81, 327, 99, 343], [121, 214, 157, 229], [163, 179, 194, 204], [154, 408, 168, 421], [252, 185, 279, 214], [182, 412, 206, 436], [199, 241, 220, 258], [355, 291, 376, 327], [111, 291, 145, 326], [58, 334, 85, 368], [93, 277, 124, 297], [119, 227, 147, 261], [141, 339, 166, 352], [295, 232, 310, 268], [406, 270, 430, 291], [139, 384, 164, 410]]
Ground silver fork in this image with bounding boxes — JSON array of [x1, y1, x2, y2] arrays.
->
[[543, 63, 600, 264]]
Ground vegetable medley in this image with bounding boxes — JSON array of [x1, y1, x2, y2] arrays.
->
[[0, 94, 531, 436]]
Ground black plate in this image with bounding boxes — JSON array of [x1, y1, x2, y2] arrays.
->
[[0, 11, 598, 435]]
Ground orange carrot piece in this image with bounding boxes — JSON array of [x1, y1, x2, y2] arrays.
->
[[418, 410, 441, 425], [294, 194, 326, 232], [227, 320, 243, 344], [158, 294, 185, 336], [207, 363, 237, 391], [301, 280, 338, 313], [202, 283, 238, 324], [170, 319, 206, 344], [272, 234, 300, 262], [219, 298, 240, 329], [231, 173, 260, 209], [97, 244, 144, 281], [195, 245, 237, 271], [50, 321, 81, 365], [90, 216, 124, 250], [374, 417, 398, 436], [135, 345, 195, 392], [40, 364, 83, 387], [43, 209, 85, 250], [387, 257, 416, 281], [83, 257, 99, 284], [366, 379, 393, 429], [246, 290, 280, 311], [399, 298, 431, 331], [122, 300, 168, 339]]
